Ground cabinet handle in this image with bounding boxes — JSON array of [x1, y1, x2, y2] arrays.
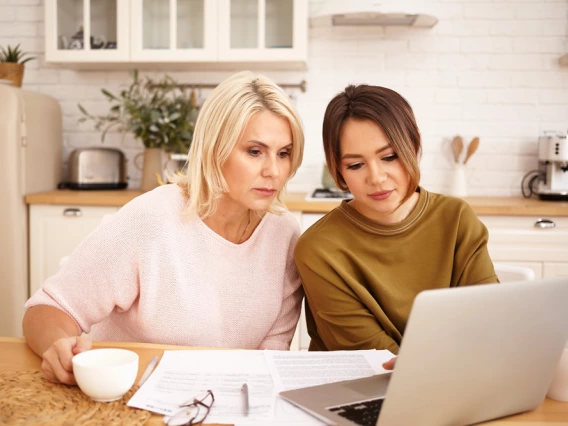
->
[[63, 208, 82, 217], [534, 218, 555, 229]]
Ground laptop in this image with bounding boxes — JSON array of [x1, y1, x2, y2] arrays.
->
[[280, 278, 568, 426]]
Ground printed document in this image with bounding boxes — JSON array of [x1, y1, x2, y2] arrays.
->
[[128, 350, 274, 424], [264, 350, 393, 391], [128, 349, 393, 425]]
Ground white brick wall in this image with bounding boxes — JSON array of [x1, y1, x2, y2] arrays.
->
[[1, 0, 567, 196]]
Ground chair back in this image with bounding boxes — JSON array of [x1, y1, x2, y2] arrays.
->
[[493, 263, 536, 283]]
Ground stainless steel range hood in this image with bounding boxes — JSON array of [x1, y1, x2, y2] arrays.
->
[[311, 0, 438, 28]]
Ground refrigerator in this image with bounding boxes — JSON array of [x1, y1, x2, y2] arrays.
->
[[0, 84, 62, 337]]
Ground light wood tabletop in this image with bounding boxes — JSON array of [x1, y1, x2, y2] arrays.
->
[[1, 337, 567, 425]]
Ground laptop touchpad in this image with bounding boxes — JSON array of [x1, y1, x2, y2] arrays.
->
[[341, 374, 391, 398]]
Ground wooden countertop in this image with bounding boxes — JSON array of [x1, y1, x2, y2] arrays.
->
[[25, 189, 568, 216], [1, 337, 567, 425]]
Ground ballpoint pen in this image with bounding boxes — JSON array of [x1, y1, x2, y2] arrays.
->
[[241, 383, 249, 416], [137, 355, 159, 387]]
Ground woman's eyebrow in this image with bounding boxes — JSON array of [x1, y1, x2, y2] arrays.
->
[[341, 144, 391, 160], [247, 140, 293, 150]]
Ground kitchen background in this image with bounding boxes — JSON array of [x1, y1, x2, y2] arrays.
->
[[1, 0, 568, 195]]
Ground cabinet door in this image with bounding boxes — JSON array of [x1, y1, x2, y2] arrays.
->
[[29, 205, 118, 295], [479, 216, 568, 263], [543, 263, 568, 278], [218, 0, 307, 63], [130, 0, 217, 61], [301, 213, 325, 233], [45, 0, 130, 62]]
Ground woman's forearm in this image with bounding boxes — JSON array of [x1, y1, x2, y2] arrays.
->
[[22, 305, 80, 357]]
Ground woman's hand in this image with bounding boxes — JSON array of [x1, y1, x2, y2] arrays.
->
[[382, 357, 397, 370], [41, 335, 92, 385]]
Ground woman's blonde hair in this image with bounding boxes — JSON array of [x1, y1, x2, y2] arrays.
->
[[173, 71, 304, 218]]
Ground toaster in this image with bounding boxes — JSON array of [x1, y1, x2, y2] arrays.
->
[[59, 147, 128, 190]]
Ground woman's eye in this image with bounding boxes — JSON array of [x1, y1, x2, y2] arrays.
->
[[346, 163, 363, 170], [278, 150, 291, 158], [383, 154, 398, 162], [248, 149, 261, 156]]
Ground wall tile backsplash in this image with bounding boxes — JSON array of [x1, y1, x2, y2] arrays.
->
[[2, 0, 567, 196]]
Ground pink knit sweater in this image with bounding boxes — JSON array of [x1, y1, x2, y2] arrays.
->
[[26, 185, 303, 350]]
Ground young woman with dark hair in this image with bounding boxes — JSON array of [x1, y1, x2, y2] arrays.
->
[[295, 84, 498, 355]]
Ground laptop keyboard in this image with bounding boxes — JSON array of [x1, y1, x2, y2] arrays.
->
[[328, 398, 384, 426]]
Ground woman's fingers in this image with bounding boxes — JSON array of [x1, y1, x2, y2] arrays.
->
[[41, 336, 80, 385], [41, 358, 57, 383], [72, 335, 92, 355], [382, 357, 397, 370], [42, 349, 77, 384], [53, 336, 75, 372]]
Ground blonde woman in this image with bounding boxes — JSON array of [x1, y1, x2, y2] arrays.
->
[[23, 71, 305, 385]]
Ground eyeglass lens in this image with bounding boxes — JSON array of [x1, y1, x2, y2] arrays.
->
[[167, 390, 214, 426]]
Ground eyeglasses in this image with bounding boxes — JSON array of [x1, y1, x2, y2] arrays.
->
[[167, 390, 215, 426]]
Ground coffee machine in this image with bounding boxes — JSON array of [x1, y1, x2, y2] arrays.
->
[[537, 131, 568, 200]]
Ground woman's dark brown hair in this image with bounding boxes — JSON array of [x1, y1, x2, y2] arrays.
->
[[322, 84, 422, 203]]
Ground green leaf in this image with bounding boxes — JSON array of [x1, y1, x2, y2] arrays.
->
[[101, 89, 119, 100], [75, 69, 199, 151], [0, 43, 35, 63]]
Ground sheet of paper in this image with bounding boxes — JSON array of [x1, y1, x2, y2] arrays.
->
[[128, 350, 274, 424], [232, 399, 327, 426], [264, 349, 394, 391], [128, 349, 394, 425]]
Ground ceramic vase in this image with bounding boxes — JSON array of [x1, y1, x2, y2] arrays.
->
[[135, 147, 164, 192], [448, 164, 468, 198]]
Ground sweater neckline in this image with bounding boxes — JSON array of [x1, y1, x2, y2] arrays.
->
[[197, 211, 270, 248], [338, 187, 429, 236]]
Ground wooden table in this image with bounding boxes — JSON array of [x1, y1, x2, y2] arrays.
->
[[1, 337, 567, 425]]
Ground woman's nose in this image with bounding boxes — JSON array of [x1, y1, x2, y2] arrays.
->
[[368, 163, 387, 185], [262, 156, 280, 177]]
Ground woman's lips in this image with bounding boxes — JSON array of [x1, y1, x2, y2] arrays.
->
[[369, 190, 393, 201], [254, 188, 277, 197]]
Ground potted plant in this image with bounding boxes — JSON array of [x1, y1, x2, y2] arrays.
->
[[78, 70, 199, 191], [0, 44, 35, 87]]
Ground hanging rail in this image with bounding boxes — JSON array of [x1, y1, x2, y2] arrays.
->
[[157, 80, 307, 93]]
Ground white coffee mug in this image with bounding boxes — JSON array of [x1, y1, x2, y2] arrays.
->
[[547, 347, 568, 402], [73, 348, 139, 402]]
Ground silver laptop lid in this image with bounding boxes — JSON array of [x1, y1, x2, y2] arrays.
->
[[378, 278, 568, 426]]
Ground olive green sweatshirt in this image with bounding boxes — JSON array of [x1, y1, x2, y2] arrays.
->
[[294, 187, 498, 354]]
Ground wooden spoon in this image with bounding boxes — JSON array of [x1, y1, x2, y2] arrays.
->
[[464, 137, 480, 165], [451, 136, 463, 164]]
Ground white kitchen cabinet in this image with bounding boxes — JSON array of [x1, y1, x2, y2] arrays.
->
[[130, 0, 218, 62], [46, 0, 307, 67], [292, 212, 324, 350], [543, 263, 568, 278], [301, 212, 324, 233], [45, 0, 131, 63], [218, 0, 307, 63], [29, 204, 119, 296], [479, 215, 568, 280]]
